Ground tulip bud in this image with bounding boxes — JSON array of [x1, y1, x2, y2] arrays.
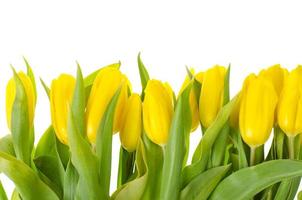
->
[[143, 79, 174, 145], [239, 75, 278, 147], [6, 72, 36, 129], [229, 74, 257, 129], [86, 67, 129, 143], [50, 74, 76, 144], [199, 65, 226, 128], [259, 64, 288, 96], [277, 66, 302, 136], [120, 93, 142, 152], [179, 69, 199, 131]]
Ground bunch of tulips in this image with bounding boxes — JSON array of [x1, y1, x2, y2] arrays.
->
[[1, 55, 302, 200]]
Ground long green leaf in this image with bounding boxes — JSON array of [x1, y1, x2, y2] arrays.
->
[[117, 147, 135, 187], [96, 87, 121, 199], [0, 135, 15, 157], [210, 160, 302, 200], [112, 139, 148, 200], [63, 160, 79, 200], [68, 67, 101, 200], [0, 181, 8, 200], [11, 68, 32, 166], [40, 78, 50, 99], [182, 96, 237, 187], [0, 152, 59, 200], [180, 164, 231, 200], [159, 85, 192, 200], [141, 134, 164, 200], [137, 52, 150, 99]]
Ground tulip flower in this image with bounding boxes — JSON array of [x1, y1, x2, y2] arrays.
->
[[198, 65, 226, 128], [259, 64, 288, 96], [277, 66, 302, 137], [50, 74, 76, 144], [143, 79, 174, 145], [239, 74, 278, 148], [86, 67, 129, 143], [120, 93, 142, 152], [179, 69, 199, 131], [6, 71, 36, 129]]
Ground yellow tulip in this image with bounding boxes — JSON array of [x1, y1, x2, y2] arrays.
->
[[86, 67, 129, 143], [199, 65, 226, 128], [179, 69, 199, 131], [120, 93, 142, 152], [259, 64, 288, 96], [277, 66, 302, 136], [229, 74, 257, 129], [143, 79, 174, 145], [239, 75, 278, 147], [6, 72, 36, 129], [50, 74, 76, 145]]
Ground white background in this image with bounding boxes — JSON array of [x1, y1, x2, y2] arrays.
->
[[0, 0, 302, 199]]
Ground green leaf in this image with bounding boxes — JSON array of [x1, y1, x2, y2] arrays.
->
[[34, 126, 66, 198], [0, 135, 15, 157], [11, 189, 21, 200], [141, 134, 164, 200], [68, 67, 101, 200], [23, 57, 37, 102], [96, 87, 122, 199], [10, 68, 32, 165], [210, 160, 302, 200], [40, 78, 50, 99], [211, 123, 230, 167], [34, 155, 63, 198], [63, 160, 79, 200], [159, 84, 192, 200], [35, 126, 56, 157], [112, 139, 148, 200], [180, 164, 231, 200], [0, 181, 8, 200], [0, 152, 59, 200], [210, 65, 230, 167], [137, 52, 150, 98], [117, 147, 135, 187], [182, 96, 238, 187]]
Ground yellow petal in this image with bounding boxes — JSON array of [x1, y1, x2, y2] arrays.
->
[[199, 65, 226, 128], [277, 66, 302, 136], [143, 79, 174, 145], [6, 72, 36, 129], [120, 93, 142, 152], [86, 67, 129, 143], [259, 64, 288, 96], [50, 74, 76, 144], [239, 76, 278, 147]]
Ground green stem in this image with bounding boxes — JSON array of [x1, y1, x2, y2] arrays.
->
[[250, 147, 256, 166], [288, 136, 295, 159]]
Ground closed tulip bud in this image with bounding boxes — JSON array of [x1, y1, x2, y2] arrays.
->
[[259, 64, 288, 96], [86, 67, 129, 143], [6, 72, 36, 129], [277, 66, 302, 136], [120, 93, 142, 152], [199, 65, 226, 128], [50, 74, 76, 144], [229, 74, 257, 129], [143, 79, 174, 145], [239, 74, 278, 147], [179, 69, 199, 131]]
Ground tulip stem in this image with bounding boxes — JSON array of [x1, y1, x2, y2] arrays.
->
[[250, 147, 256, 166], [288, 136, 295, 159]]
